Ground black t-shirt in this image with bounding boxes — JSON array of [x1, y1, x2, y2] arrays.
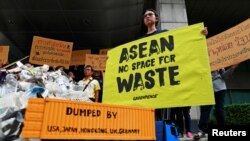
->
[[143, 29, 168, 37], [142, 29, 169, 120]]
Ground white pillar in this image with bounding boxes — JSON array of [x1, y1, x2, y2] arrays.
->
[[157, 0, 188, 30], [156, 0, 201, 132]]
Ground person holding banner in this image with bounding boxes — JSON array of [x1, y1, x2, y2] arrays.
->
[[143, 9, 168, 120], [194, 64, 239, 140], [142, 9, 208, 122], [78, 65, 101, 102], [143, 8, 208, 36], [143, 9, 167, 37]]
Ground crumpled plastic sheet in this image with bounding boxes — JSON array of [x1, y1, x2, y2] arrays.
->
[[19, 70, 33, 81], [18, 82, 35, 92], [57, 89, 92, 102], [0, 109, 25, 141], [0, 92, 27, 113], [24, 86, 45, 98]]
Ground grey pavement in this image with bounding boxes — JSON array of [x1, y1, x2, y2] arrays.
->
[[180, 137, 208, 141]]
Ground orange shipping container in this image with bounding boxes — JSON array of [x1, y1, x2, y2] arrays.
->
[[21, 98, 155, 140]]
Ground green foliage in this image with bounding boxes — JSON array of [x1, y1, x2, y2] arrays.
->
[[210, 104, 250, 125], [225, 104, 250, 125]]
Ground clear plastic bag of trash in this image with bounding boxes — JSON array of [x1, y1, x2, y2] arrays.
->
[[68, 83, 83, 91], [55, 75, 70, 91], [18, 81, 35, 92], [58, 89, 92, 102], [5, 74, 18, 87], [0, 92, 27, 111], [0, 74, 18, 97], [45, 81, 62, 94], [19, 70, 34, 81]]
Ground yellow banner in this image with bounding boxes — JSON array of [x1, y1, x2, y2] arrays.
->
[[70, 49, 91, 65], [0, 46, 9, 66], [103, 23, 214, 108], [208, 18, 250, 71], [29, 36, 73, 69]]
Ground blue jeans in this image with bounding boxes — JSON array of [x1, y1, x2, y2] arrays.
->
[[198, 90, 226, 133]]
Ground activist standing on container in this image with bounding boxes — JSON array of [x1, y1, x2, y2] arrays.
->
[[78, 65, 100, 102]]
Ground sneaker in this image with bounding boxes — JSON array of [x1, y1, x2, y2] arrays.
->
[[186, 132, 193, 138], [193, 132, 206, 140]]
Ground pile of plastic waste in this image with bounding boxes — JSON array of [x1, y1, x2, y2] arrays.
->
[[0, 62, 91, 140]]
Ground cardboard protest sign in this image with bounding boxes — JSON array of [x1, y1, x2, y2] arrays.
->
[[103, 23, 214, 108], [70, 49, 91, 65], [85, 54, 107, 71], [29, 36, 73, 69], [208, 18, 250, 71], [0, 46, 9, 66], [99, 48, 110, 55]]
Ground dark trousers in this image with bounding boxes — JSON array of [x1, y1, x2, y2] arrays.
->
[[155, 108, 168, 120], [198, 90, 226, 133], [170, 106, 191, 134]]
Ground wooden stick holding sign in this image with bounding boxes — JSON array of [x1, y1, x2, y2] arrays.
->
[[3, 56, 29, 69]]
